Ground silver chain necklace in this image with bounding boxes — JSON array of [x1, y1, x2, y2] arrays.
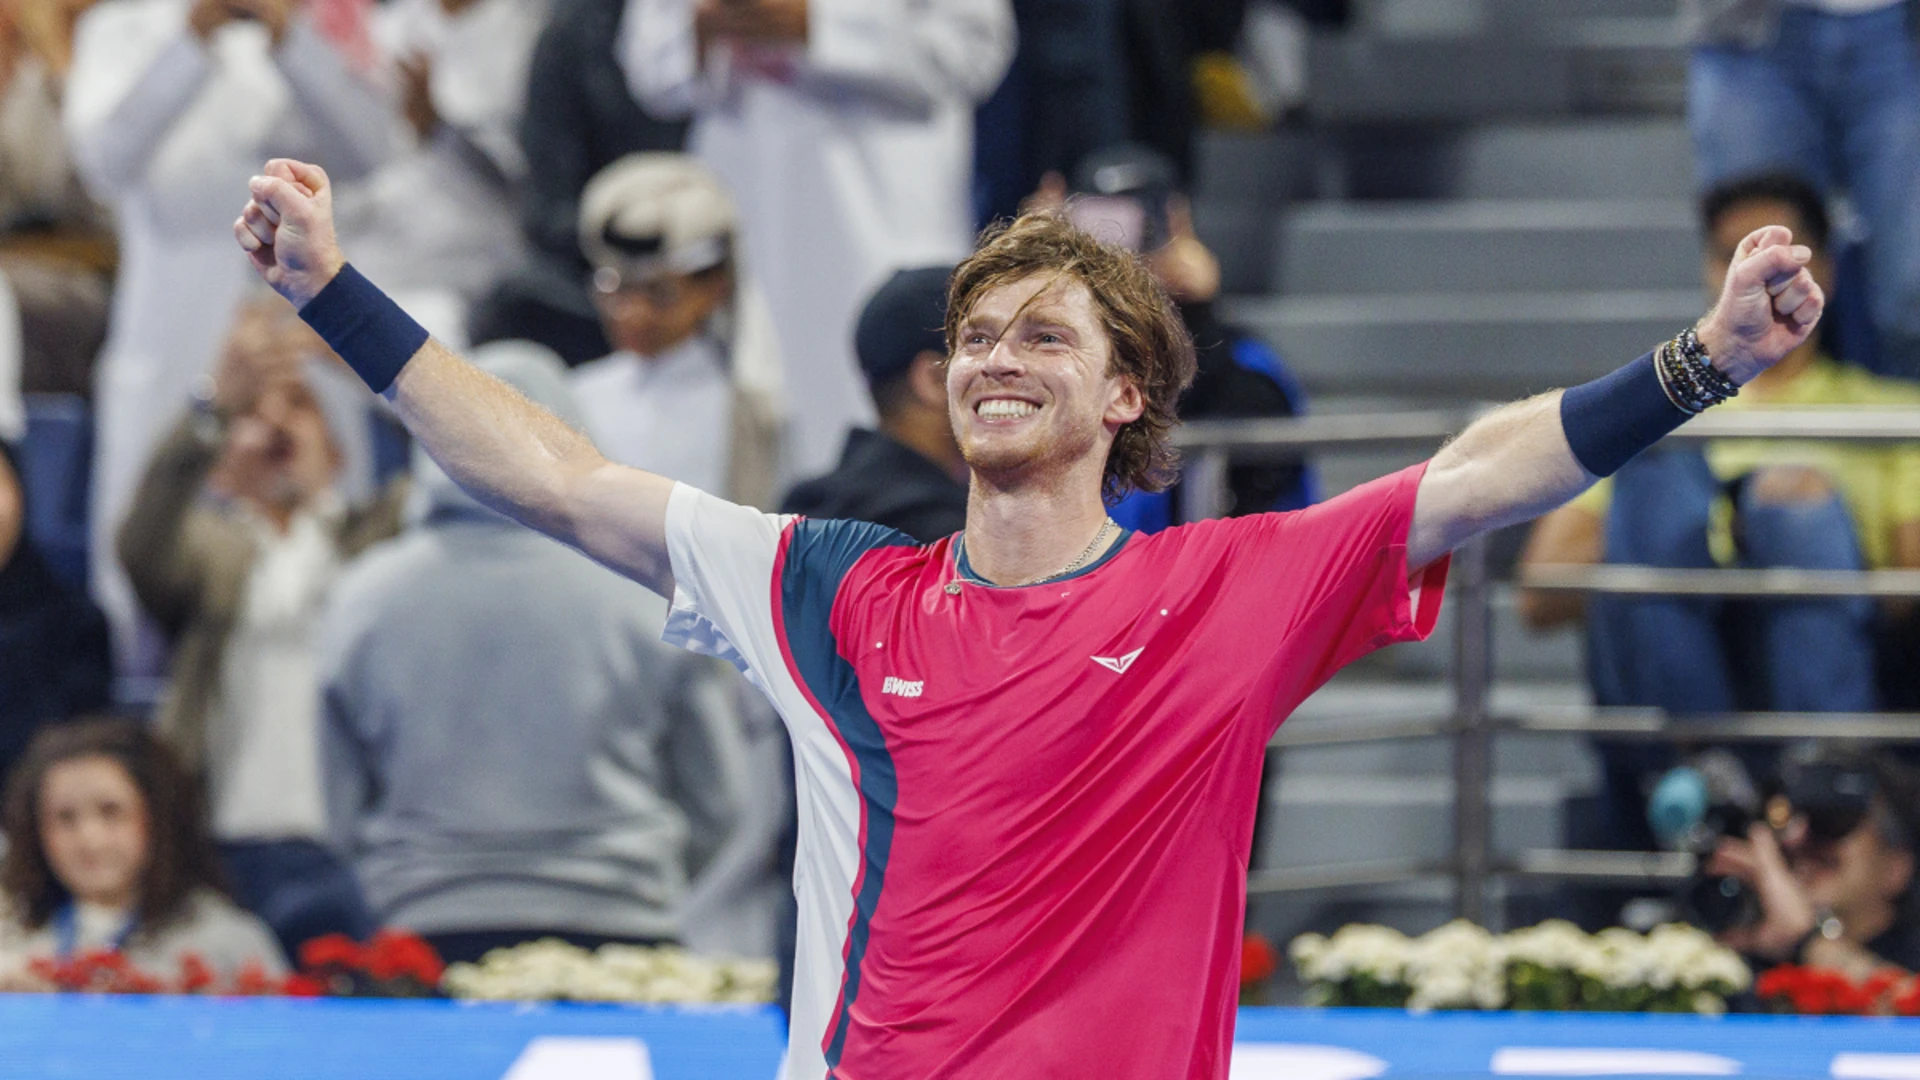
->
[[950, 517, 1118, 592]]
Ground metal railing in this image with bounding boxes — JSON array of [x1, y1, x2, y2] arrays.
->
[[1173, 406, 1920, 918]]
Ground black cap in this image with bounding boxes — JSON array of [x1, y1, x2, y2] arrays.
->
[[855, 266, 954, 388], [1072, 142, 1179, 201]]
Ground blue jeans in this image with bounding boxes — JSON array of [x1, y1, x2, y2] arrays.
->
[[1690, 2, 1920, 378], [219, 839, 378, 959], [1587, 449, 1879, 714], [1566, 451, 1879, 887]]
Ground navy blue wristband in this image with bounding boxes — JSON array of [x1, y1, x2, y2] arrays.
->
[[297, 263, 429, 394], [1559, 351, 1691, 478]]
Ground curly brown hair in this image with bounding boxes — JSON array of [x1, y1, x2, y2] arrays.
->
[[946, 212, 1197, 502], [1, 719, 226, 939]]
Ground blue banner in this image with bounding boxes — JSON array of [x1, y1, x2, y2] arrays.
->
[[2, 998, 1918, 1078]]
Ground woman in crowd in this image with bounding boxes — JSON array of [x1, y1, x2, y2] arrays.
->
[[0, 717, 285, 984]]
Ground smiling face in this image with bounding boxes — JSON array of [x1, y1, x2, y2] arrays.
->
[[38, 754, 150, 912], [946, 273, 1145, 489]]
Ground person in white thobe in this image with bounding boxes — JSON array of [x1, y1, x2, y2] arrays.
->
[[64, 0, 394, 666], [334, 0, 548, 337], [618, 0, 1015, 481], [570, 153, 786, 508], [567, 154, 790, 956]]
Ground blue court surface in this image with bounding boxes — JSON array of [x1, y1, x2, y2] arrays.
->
[[1, 997, 1917, 1078]]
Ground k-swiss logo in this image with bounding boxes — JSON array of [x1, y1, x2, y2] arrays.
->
[[1091, 647, 1144, 674], [882, 676, 924, 698]]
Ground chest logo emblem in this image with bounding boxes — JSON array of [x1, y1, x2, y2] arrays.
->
[[1091, 647, 1144, 674], [882, 676, 925, 698]]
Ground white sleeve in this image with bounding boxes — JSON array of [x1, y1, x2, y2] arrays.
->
[[806, 0, 1016, 108], [62, 3, 212, 202], [273, 15, 401, 182], [661, 482, 794, 683], [618, 0, 701, 118]]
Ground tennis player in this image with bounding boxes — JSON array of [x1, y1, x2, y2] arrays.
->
[[235, 157, 1822, 1080]]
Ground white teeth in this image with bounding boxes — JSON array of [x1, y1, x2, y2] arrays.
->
[[977, 399, 1038, 419]]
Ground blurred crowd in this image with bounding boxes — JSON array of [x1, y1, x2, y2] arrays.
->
[[0, 0, 1915, 997], [0, 0, 1325, 987], [1514, 0, 1920, 976]]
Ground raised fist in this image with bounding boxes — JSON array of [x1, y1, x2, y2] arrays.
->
[[1696, 225, 1825, 386], [234, 158, 346, 310]]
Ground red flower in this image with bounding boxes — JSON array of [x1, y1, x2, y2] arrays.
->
[[1240, 933, 1277, 987], [230, 960, 275, 996], [353, 929, 444, 986], [1891, 978, 1920, 1017], [298, 934, 364, 971], [280, 973, 327, 998], [1757, 964, 1912, 1016], [176, 953, 215, 994]]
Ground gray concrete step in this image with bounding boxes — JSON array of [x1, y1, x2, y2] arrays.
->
[[1192, 122, 1695, 203], [1307, 34, 1573, 123], [1192, 121, 1697, 292], [1357, 0, 1679, 39], [1451, 119, 1694, 200], [1220, 288, 1698, 399], [1276, 199, 1700, 297], [1260, 774, 1569, 867]]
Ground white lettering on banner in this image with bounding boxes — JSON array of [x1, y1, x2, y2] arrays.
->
[[1228, 1044, 1387, 1080], [1833, 1054, 1920, 1080], [882, 676, 924, 698], [1490, 1048, 1741, 1076], [499, 1037, 654, 1080]]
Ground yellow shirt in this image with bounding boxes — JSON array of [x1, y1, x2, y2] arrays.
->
[[1571, 357, 1920, 569]]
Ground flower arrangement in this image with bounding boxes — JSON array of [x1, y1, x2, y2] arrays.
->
[[296, 930, 445, 998], [1755, 965, 1920, 1017], [1289, 919, 1752, 1015], [440, 939, 777, 1004], [24, 950, 320, 996]]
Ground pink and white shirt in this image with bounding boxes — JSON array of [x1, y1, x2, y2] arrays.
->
[[663, 463, 1448, 1080]]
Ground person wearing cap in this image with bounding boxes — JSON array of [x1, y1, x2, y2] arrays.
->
[[568, 153, 785, 510], [781, 266, 969, 544], [319, 340, 761, 964], [1041, 142, 1316, 530], [617, 0, 1015, 484]]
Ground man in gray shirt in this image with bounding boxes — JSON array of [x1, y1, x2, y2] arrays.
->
[[318, 341, 750, 964]]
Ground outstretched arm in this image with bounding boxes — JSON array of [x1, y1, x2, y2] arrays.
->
[[1405, 226, 1825, 570], [234, 159, 676, 594]]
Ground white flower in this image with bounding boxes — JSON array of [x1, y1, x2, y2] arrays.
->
[[1501, 920, 1590, 971], [440, 940, 777, 1004], [1298, 924, 1412, 984], [1405, 921, 1503, 1012]]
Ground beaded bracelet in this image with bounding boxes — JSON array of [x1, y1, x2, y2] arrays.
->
[[1676, 327, 1740, 399], [1653, 329, 1739, 415]]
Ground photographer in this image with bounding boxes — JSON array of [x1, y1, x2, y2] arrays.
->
[[1707, 749, 1920, 978]]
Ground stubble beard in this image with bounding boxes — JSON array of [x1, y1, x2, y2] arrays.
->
[[957, 414, 1101, 495]]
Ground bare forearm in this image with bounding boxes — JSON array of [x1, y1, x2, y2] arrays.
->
[[1408, 392, 1593, 568], [384, 342, 677, 590], [387, 341, 602, 542]]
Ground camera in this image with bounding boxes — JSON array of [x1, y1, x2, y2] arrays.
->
[[1650, 745, 1885, 934], [1066, 144, 1176, 254]]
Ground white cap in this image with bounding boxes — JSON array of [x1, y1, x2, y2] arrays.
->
[[578, 153, 738, 280]]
